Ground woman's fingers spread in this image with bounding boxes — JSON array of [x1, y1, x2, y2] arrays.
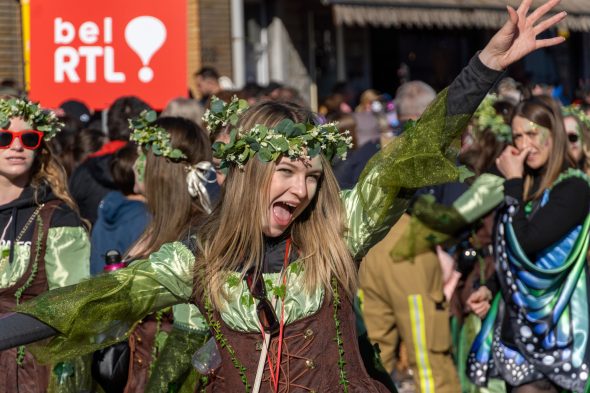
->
[[500, 5, 519, 34], [536, 36, 567, 50], [534, 11, 567, 36], [507, 6, 519, 26], [516, 0, 533, 19], [528, 0, 561, 25]]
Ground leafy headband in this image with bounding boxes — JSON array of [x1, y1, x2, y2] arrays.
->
[[202, 95, 249, 135], [0, 98, 63, 140], [206, 96, 353, 171], [562, 104, 590, 130], [472, 94, 512, 142], [129, 110, 216, 212], [129, 110, 186, 159]]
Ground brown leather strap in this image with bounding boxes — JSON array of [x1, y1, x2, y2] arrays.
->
[[0, 201, 62, 307], [26, 200, 62, 294]]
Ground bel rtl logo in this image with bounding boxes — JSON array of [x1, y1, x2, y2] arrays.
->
[[28, 0, 187, 110]]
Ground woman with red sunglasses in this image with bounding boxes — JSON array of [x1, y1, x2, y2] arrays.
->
[[0, 98, 91, 393], [0, 1, 569, 392]]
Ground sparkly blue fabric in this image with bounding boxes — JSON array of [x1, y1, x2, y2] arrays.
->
[[467, 193, 590, 392]]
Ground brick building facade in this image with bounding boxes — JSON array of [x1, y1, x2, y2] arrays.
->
[[0, 0, 24, 87]]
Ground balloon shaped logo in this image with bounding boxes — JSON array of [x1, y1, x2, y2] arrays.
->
[[125, 16, 167, 83]]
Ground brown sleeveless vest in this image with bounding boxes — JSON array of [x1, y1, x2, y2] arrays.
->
[[0, 201, 60, 393]]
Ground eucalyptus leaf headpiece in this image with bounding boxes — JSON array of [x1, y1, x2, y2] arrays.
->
[[202, 95, 249, 135], [0, 98, 63, 140], [212, 119, 353, 171], [473, 94, 512, 142], [205, 95, 353, 170], [129, 110, 216, 209], [129, 110, 187, 159], [562, 104, 590, 130]]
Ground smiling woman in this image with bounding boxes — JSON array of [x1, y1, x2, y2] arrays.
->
[[267, 157, 323, 236], [0, 1, 572, 392]]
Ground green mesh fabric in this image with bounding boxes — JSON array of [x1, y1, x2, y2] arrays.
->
[[16, 254, 190, 364], [388, 195, 466, 261], [412, 194, 467, 234], [356, 88, 471, 224], [390, 173, 506, 261], [145, 326, 209, 393], [389, 214, 451, 262]]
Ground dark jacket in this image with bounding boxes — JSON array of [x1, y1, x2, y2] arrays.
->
[[0, 184, 82, 261], [90, 191, 150, 275], [69, 154, 117, 224]]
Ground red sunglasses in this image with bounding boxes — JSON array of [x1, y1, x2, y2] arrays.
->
[[0, 130, 43, 150]]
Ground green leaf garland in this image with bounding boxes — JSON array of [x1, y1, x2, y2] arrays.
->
[[0, 98, 63, 141]]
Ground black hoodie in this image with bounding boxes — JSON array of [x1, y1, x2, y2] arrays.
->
[[0, 183, 83, 265]]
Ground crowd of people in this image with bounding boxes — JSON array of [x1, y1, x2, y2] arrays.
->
[[1, 1, 590, 393]]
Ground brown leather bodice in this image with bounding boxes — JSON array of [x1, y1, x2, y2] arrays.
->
[[0, 201, 59, 393], [195, 289, 390, 393], [0, 201, 59, 313]]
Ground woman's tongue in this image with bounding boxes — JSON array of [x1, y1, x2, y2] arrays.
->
[[272, 202, 293, 226]]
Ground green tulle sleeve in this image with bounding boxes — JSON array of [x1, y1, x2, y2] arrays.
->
[[343, 89, 472, 259], [390, 173, 505, 261], [145, 326, 209, 393], [16, 241, 195, 364]]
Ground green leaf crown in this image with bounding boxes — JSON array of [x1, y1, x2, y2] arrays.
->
[[473, 94, 512, 142], [562, 104, 590, 130], [212, 118, 354, 170], [129, 110, 187, 159], [202, 95, 249, 135], [0, 98, 63, 140]]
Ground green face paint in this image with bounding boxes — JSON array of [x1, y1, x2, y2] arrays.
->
[[525, 121, 551, 145], [538, 125, 550, 145], [134, 152, 146, 184]]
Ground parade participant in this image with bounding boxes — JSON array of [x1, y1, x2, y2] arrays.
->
[[467, 96, 590, 392], [0, 1, 567, 391], [125, 114, 214, 393], [562, 104, 590, 174], [0, 98, 90, 393]]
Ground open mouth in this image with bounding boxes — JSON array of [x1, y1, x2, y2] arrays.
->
[[272, 201, 297, 226]]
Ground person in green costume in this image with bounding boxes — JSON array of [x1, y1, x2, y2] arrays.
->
[[0, 98, 91, 393], [0, 1, 568, 391], [466, 94, 590, 392], [122, 115, 214, 393]]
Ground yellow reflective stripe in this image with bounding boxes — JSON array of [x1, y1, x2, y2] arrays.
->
[[357, 289, 365, 313], [408, 295, 435, 393]]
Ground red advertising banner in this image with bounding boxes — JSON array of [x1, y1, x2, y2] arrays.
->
[[28, 0, 187, 110]]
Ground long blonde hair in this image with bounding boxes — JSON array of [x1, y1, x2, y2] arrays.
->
[[196, 101, 357, 307]]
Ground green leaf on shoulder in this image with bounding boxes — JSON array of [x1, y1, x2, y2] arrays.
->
[[240, 294, 255, 307], [272, 284, 286, 299], [226, 274, 240, 288]]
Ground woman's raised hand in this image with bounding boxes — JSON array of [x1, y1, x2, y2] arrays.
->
[[479, 0, 567, 71]]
